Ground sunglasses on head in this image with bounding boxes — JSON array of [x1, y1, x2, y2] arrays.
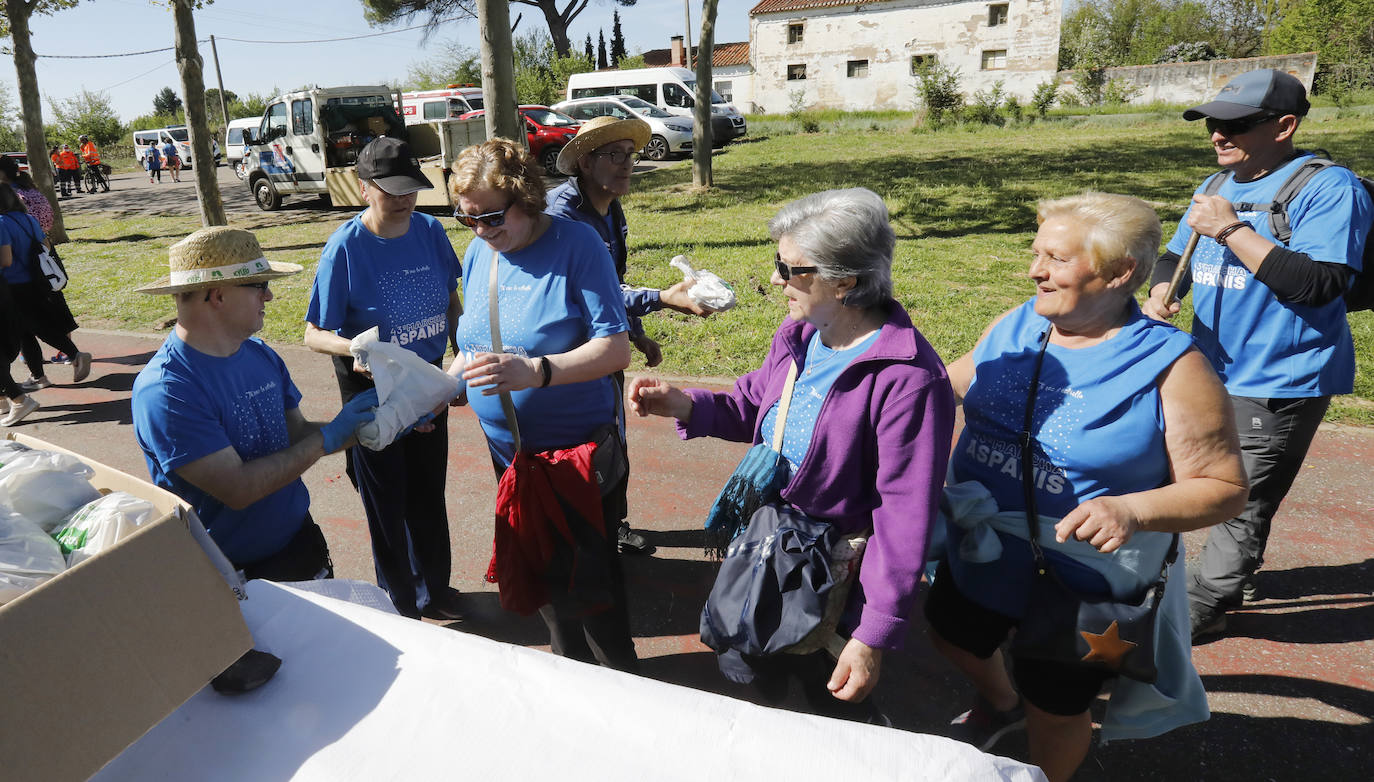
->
[[774, 252, 819, 281], [1205, 113, 1278, 137], [453, 203, 512, 229]]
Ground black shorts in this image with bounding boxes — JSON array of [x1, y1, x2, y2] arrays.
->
[[924, 558, 1112, 716], [239, 516, 333, 582]]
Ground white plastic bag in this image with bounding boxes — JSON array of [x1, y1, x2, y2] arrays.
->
[[349, 326, 463, 451], [51, 491, 158, 566], [0, 510, 67, 605], [0, 450, 101, 532], [669, 254, 736, 312]]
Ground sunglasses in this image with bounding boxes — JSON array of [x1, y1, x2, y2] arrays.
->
[[453, 203, 512, 229], [1205, 113, 1278, 137], [774, 252, 819, 281], [204, 281, 270, 302], [590, 149, 640, 166]]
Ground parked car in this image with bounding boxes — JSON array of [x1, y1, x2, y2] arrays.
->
[[567, 66, 746, 144], [457, 104, 580, 176], [1, 152, 29, 173], [132, 125, 221, 169], [551, 95, 693, 161], [224, 116, 261, 172]]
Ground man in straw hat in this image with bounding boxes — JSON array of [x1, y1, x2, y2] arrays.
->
[[1143, 69, 1372, 639], [547, 115, 714, 555], [132, 226, 378, 588]]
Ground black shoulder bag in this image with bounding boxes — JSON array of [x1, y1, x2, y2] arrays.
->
[[1009, 328, 1175, 684]]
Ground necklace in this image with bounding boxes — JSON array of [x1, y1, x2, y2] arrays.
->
[[804, 338, 846, 376]]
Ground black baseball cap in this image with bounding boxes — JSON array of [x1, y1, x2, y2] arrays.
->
[[357, 136, 432, 195], [1183, 69, 1310, 121]]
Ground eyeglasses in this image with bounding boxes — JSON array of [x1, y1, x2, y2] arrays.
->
[[453, 203, 512, 229], [1205, 113, 1278, 137], [589, 150, 640, 166], [774, 252, 819, 281]]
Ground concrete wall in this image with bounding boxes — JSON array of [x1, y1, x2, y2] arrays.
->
[[1055, 53, 1319, 106], [750, 0, 1063, 114]]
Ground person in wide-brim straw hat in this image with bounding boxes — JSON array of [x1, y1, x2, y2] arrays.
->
[[555, 115, 651, 176], [137, 225, 302, 295]]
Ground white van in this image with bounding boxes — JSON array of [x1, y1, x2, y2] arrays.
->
[[131, 125, 221, 169], [566, 67, 746, 144], [400, 86, 484, 125], [224, 117, 261, 168]]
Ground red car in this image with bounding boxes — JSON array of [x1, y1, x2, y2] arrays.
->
[[458, 105, 580, 176]]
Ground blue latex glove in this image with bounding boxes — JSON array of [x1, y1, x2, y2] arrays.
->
[[399, 412, 435, 438], [321, 388, 379, 453]]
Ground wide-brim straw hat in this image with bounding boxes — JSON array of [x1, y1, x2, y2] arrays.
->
[[137, 226, 302, 295], [556, 115, 652, 175]]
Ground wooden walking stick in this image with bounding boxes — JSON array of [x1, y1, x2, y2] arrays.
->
[[1163, 232, 1201, 307]]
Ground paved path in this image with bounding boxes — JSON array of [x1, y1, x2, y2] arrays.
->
[[9, 327, 1371, 780]]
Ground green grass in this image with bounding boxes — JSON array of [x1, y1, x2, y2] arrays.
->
[[58, 111, 1374, 425]]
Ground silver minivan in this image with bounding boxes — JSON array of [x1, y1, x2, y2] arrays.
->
[[551, 96, 694, 161]]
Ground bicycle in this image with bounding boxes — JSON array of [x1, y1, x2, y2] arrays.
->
[[82, 163, 111, 193]]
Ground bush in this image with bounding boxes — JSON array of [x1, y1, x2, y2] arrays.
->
[[1154, 42, 1223, 64], [1002, 95, 1024, 124], [1102, 78, 1142, 105], [1075, 67, 1106, 106], [1030, 81, 1058, 118], [913, 62, 963, 127], [966, 82, 1007, 127]]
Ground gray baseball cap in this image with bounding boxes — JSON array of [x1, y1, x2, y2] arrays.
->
[[1183, 69, 1310, 121]]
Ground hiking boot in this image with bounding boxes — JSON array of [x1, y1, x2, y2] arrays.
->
[[20, 376, 51, 391], [617, 523, 653, 555], [71, 352, 92, 383], [0, 396, 40, 426], [949, 696, 1025, 752], [1190, 600, 1228, 640]]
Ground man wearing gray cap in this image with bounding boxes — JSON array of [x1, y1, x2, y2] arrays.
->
[[1143, 69, 1372, 638]]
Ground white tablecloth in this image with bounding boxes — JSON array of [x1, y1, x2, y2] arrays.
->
[[95, 580, 1045, 781]]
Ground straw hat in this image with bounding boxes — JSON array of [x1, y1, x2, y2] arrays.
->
[[556, 115, 651, 175], [136, 226, 302, 295]]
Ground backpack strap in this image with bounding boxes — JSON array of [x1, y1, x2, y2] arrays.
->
[[1268, 156, 1338, 244], [1201, 170, 1231, 196]]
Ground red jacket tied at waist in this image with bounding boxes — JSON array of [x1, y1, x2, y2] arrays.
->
[[486, 441, 612, 617]]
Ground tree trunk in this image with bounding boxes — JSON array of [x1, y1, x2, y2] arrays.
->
[[528, 0, 573, 58], [478, 0, 522, 146], [691, 0, 719, 189], [6, 0, 68, 243], [173, 0, 226, 227]]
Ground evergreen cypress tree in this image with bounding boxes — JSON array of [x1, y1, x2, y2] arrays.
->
[[610, 10, 627, 66], [598, 31, 608, 70], [585, 34, 595, 65]]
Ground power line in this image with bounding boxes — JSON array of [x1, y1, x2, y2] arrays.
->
[[32, 43, 203, 59], [213, 18, 465, 46]]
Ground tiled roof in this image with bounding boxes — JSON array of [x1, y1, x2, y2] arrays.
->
[[750, 0, 865, 14], [641, 41, 750, 68]]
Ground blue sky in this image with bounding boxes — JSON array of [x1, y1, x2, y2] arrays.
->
[[6, 0, 751, 123]]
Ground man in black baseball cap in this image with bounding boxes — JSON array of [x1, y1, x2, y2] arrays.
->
[[1144, 69, 1373, 641]]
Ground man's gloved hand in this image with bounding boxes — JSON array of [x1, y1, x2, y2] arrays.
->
[[321, 388, 379, 453]]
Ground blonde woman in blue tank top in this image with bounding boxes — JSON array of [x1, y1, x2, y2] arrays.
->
[[925, 193, 1248, 782]]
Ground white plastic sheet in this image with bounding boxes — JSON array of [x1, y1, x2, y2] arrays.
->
[[0, 510, 66, 605], [349, 327, 462, 451]]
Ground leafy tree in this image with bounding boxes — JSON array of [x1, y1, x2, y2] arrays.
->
[[584, 33, 594, 64], [913, 62, 963, 127], [360, 0, 639, 59], [1058, 0, 1237, 69], [406, 38, 481, 89], [1154, 41, 1222, 62], [610, 9, 626, 65], [597, 30, 608, 70], [153, 86, 183, 115], [508, 29, 593, 105], [47, 89, 121, 147], [203, 87, 238, 123], [1268, 0, 1374, 92], [0, 81, 23, 152], [1030, 80, 1059, 118]]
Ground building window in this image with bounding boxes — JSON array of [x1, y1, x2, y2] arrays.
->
[[911, 54, 937, 74], [847, 60, 869, 78], [716, 80, 733, 102], [788, 23, 804, 44], [988, 3, 1009, 27], [787, 64, 807, 81], [981, 49, 1007, 70]]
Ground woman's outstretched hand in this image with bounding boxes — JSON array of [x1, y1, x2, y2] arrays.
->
[[626, 376, 693, 421]]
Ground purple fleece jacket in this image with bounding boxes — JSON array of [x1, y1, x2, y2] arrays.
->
[[677, 301, 955, 650]]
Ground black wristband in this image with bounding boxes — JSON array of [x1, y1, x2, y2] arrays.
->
[[1215, 221, 1249, 247], [538, 355, 552, 388]]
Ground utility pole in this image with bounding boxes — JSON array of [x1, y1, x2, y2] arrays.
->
[[682, 0, 692, 69], [210, 35, 230, 127]]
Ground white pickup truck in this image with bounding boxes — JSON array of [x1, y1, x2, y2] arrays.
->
[[241, 84, 486, 211]]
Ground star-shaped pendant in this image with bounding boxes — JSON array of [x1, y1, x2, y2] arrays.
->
[[1080, 621, 1138, 669]]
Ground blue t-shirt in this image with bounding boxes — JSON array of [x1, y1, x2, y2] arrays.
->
[[0, 212, 44, 285], [455, 216, 629, 465], [161, 141, 178, 161], [952, 299, 1195, 520], [760, 329, 880, 472], [132, 333, 310, 566], [1165, 153, 1371, 397], [307, 212, 461, 363]]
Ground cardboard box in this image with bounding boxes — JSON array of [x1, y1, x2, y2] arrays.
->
[[0, 433, 253, 782]]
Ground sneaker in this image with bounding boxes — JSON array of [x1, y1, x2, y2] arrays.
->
[[0, 396, 40, 426], [1190, 600, 1228, 640], [0, 398, 9, 415], [949, 697, 1026, 752], [49, 352, 70, 364], [20, 376, 51, 391], [71, 352, 92, 383], [420, 587, 466, 621], [1241, 576, 1259, 603], [616, 523, 654, 555]]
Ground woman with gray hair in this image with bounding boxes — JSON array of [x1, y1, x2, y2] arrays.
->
[[628, 188, 955, 720]]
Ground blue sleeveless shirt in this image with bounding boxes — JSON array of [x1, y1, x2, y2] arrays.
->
[[952, 299, 1195, 520]]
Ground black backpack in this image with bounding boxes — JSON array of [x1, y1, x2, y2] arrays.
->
[[1201, 152, 1374, 312]]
